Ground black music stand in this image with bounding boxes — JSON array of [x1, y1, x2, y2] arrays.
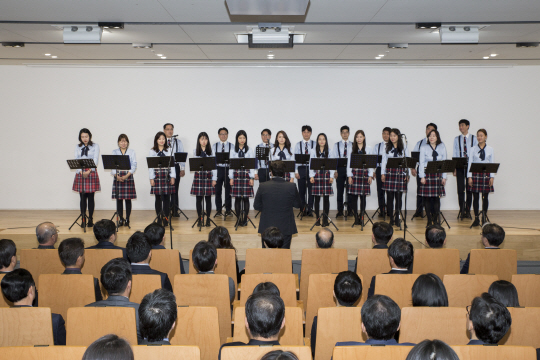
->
[[386, 156, 417, 235], [147, 156, 175, 248], [424, 159, 457, 229], [294, 154, 312, 219], [102, 155, 132, 230], [372, 154, 386, 219], [453, 157, 472, 221], [215, 152, 236, 220], [189, 157, 217, 231], [309, 157, 339, 231], [410, 151, 425, 220], [230, 157, 257, 231], [469, 163, 500, 227], [254, 146, 271, 219], [68, 159, 97, 233], [337, 158, 350, 220], [350, 154, 378, 231], [172, 152, 189, 220]]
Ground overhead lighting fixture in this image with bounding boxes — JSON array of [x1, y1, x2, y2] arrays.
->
[[416, 23, 441, 29], [161, 57, 167, 59], [440, 25, 479, 44], [516, 42, 539, 48], [378, 54, 385, 57], [490, 54, 497, 57], [98, 22, 124, 29], [388, 43, 408, 49], [225, 0, 309, 16], [483, 56, 490, 59], [375, 57, 382, 59], [156, 54, 163, 57], [44, 53, 51, 56], [236, 23, 305, 48], [51, 56, 58, 58], [2, 42, 25, 48], [60, 24, 102, 43], [132, 43, 153, 49]]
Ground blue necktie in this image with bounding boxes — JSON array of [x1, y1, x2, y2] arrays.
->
[[239, 150, 245, 158], [201, 151, 207, 158], [157, 151, 165, 157], [81, 146, 89, 157], [391, 148, 399, 157], [432, 146, 438, 161], [278, 150, 286, 160], [479, 148, 486, 161]]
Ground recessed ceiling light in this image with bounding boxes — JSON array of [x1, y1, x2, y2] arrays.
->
[[375, 57, 381, 59], [483, 56, 489, 59], [378, 54, 385, 57], [490, 54, 497, 57], [51, 56, 58, 58], [161, 56, 167, 59], [45, 53, 51, 56]]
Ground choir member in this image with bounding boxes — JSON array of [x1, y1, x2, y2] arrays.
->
[[453, 119, 478, 219], [347, 130, 373, 225], [229, 130, 255, 226], [111, 134, 137, 227], [190, 132, 217, 227], [148, 131, 176, 226], [255, 129, 273, 183], [309, 133, 335, 227], [214, 128, 234, 217], [332, 126, 353, 218], [271, 130, 295, 182]]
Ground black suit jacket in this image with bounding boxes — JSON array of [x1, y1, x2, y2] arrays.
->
[[86, 242, 127, 259], [367, 269, 410, 299], [151, 245, 186, 274], [36, 245, 55, 249], [139, 339, 171, 345], [62, 269, 103, 301], [131, 264, 173, 292], [13, 305, 66, 345], [219, 339, 280, 360], [254, 177, 301, 236], [460, 247, 499, 274]]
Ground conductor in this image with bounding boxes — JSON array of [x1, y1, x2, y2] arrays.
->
[[254, 161, 301, 249]]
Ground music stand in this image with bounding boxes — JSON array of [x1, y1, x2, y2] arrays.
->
[[256, 146, 271, 182], [469, 163, 500, 227], [337, 158, 350, 220], [229, 157, 257, 231], [386, 156, 417, 234], [147, 156, 175, 248], [68, 159, 97, 233], [309, 157, 339, 231], [453, 157, 472, 221], [349, 154, 377, 231], [372, 154, 386, 219], [424, 159, 457, 229], [172, 152, 189, 220], [294, 154, 311, 219], [215, 152, 235, 220], [102, 155, 131, 230], [189, 157, 217, 231], [410, 151, 425, 220]]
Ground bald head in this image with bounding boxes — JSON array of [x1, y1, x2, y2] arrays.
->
[[315, 228, 334, 248], [36, 222, 58, 246]]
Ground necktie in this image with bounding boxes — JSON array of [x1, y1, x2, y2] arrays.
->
[[222, 143, 225, 152], [305, 142, 308, 154], [278, 150, 286, 160], [239, 149, 245, 158], [359, 149, 364, 155], [157, 151, 165, 157], [344, 142, 347, 157], [391, 148, 399, 157], [478, 147, 486, 161], [432, 146, 438, 161], [168, 139, 171, 147], [201, 151, 207, 158], [81, 146, 89, 157], [464, 136, 468, 157], [265, 144, 269, 166]]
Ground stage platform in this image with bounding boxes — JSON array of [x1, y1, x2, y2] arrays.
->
[[1, 210, 539, 262]]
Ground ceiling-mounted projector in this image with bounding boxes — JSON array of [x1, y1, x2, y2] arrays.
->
[[236, 24, 305, 48], [225, 0, 309, 15], [440, 25, 479, 44], [62, 24, 102, 44]]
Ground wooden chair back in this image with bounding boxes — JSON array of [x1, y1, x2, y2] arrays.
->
[[356, 249, 391, 303], [452, 345, 537, 360], [373, 274, 420, 308], [0, 307, 54, 346], [500, 307, 540, 348], [189, 249, 237, 295], [130, 274, 162, 304], [245, 248, 292, 274], [399, 307, 469, 345], [150, 249, 182, 289], [221, 346, 312, 360], [81, 249, 123, 279], [0, 346, 87, 359], [0, 274, 12, 307], [333, 345, 413, 360], [469, 249, 517, 281], [38, 274, 96, 320], [412, 249, 460, 278], [511, 275, 540, 307], [19, 249, 64, 288], [240, 274, 297, 307], [132, 345, 201, 360], [443, 274, 498, 307]]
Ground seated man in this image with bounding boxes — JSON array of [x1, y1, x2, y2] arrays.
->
[[219, 291, 285, 360], [336, 294, 415, 346], [467, 292, 511, 345], [87, 219, 127, 259], [126, 231, 173, 292], [139, 289, 177, 345], [86, 258, 141, 341], [354, 221, 393, 272], [35, 222, 59, 249], [367, 238, 413, 298], [143, 222, 185, 274], [0, 239, 17, 273], [261, 227, 284, 248], [0, 268, 66, 345], [192, 240, 235, 302], [58, 237, 102, 301], [315, 228, 334, 248], [425, 224, 446, 249], [311, 271, 362, 356], [461, 223, 505, 274]]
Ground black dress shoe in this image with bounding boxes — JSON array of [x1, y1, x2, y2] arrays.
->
[[124, 219, 130, 227], [471, 217, 481, 227], [335, 211, 344, 218], [322, 219, 329, 227], [314, 219, 321, 226], [172, 212, 180, 218], [354, 216, 362, 225], [306, 211, 314, 217], [87, 218, 94, 227], [205, 218, 211, 227], [224, 210, 232, 216], [163, 219, 169, 227], [118, 218, 125, 226], [215, 211, 223, 217]]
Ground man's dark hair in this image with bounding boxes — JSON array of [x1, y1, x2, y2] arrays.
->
[[143, 223, 165, 247], [262, 227, 284, 248], [388, 238, 414, 269], [425, 225, 446, 248], [459, 119, 470, 126], [163, 123, 174, 130], [245, 291, 285, 339], [93, 219, 117, 242], [382, 127, 392, 133], [482, 223, 505, 247], [126, 231, 152, 263], [58, 237, 85, 267], [469, 292, 512, 344], [315, 228, 334, 248], [218, 127, 229, 135], [412, 273, 448, 307], [1, 268, 35, 303], [270, 160, 286, 178], [100, 258, 132, 295], [340, 126, 350, 133], [260, 350, 299, 360], [301, 125, 312, 133], [406, 340, 459, 360], [334, 271, 362, 306], [82, 334, 134, 360], [426, 123, 438, 130], [0, 239, 16, 268], [192, 240, 217, 272], [254, 282, 281, 296], [372, 222, 393, 245], [36, 222, 56, 244], [261, 129, 272, 136], [139, 289, 178, 342], [361, 295, 401, 340], [488, 280, 520, 307]]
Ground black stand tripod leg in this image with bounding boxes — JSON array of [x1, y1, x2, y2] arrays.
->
[[324, 213, 339, 231]]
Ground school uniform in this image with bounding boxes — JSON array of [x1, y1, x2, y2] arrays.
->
[[373, 141, 388, 215], [111, 148, 137, 200], [381, 145, 410, 224], [467, 144, 495, 219], [295, 139, 316, 214], [347, 146, 374, 220], [190, 149, 217, 222], [270, 145, 296, 182], [148, 148, 176, 223], [167, 137, 186, 215], [413, 138, 428, 214], [256, 142, 273, 183], [214, 141, 234, 213], [229, 147, 255, 224], [332, 139, 354, 215], [419, 143, 447, 225], [309, 148, 335, 225], [453, 133, 477, 215], [72, 143, 101, 193]]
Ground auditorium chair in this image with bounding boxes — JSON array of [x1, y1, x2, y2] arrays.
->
[[452, 345, 537, 360], [239, 273, 298, 307], [443, 274, 498, 307], [132, 345, 201, 360], [129, 274, 162, 303], [511, 274, 540, 307], [149, 249, 183, 289], [220, 346, 312, 360], [373, 274, 420, 308], [0, 346, 87, 359], [19, 249, 64, 288], [189, 249, 237, 296], [0, 307, 55, 346], [469, 249, 517, 282], [38, 274, 96, 319], [0, 274, 11, 307], [81, 249, 123, 298], [245, 248, 292, 274], [399, 307, 469, 345], [333, 345, 413, 360], [356, 249, 391, 303], [412, 248, 461, 278], [500, 307, 540, 348]]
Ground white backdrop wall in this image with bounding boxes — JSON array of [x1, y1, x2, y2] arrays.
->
[[0, 65, 538, 210]]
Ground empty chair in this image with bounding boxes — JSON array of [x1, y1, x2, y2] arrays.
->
[[245, 248, 292, 274], [443, 274, 498, 307], [333, 345, 413, 360], [452, 345, 537, 360], [132, 345, 201, 360], [189, 249, 238, 294], [240, 274, 297, 307], [81, 249, 123, 279], [19, 249, 64, 288], [0, 307, 55, 346], [500, 307, 540, 348], [399, 307, 469, 345], [150, 249, 182, 288], [130, 274, 162, 304], [66, 307, 137, 346], [220, 346, 312, 360], [511, 274, 540, 307], [469, 249, 517, 281], [373, 274, 420, 308], [356, 249, 391, 303], [412, 249, 460, 278], [38, 274, 96, 320], [0, 346, 87, 359]]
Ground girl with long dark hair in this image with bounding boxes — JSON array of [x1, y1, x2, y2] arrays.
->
[[229, 130, 255, 226], [309, 133, 335, 227], [190, 132, 217, 227], [148, 131, 176, 226]]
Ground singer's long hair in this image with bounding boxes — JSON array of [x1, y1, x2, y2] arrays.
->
[[196, 132, 213, 156], [316, 133, 329, 158], [273, 130, 292, 156], [234, 130, 249, 153], [386, 128, 405, 155], [352, 130, 366, 153]]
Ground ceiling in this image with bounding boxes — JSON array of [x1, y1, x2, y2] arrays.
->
[[1, 0, 540, 66]]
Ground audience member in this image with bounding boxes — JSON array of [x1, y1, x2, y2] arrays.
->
[[144, 222, 185, 274], [425, 225, 446, 248], [35, 222, 59, 249], [354, 221, 393, 272], [315, 228, 334, 248], [82, 334, 134, 360], [461, 223, 505, 274], [253, 281, 281, 296], [208, 226, 240, 283], [126, 231, 173, 292], [0, 268, 66, 345], [260, 350, 299, 360], [467, 292, 511, 345], [87, 219, 127, 259], [192, 240, 235, 302], [412, 273, 448, 307], [406, 339, 459, 360], [139, 289, 177, 345], [367, 238, 413, 298], [0, 239, 17, 273], [261, 227, 285, 248], [488, 280, 520, 307]]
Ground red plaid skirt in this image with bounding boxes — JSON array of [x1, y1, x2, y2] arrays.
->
[[348, 169, 371, 196], [190, 171, 215, 196], [72, 170, 101, 193], [382, 168, 408, 192], [231, 170, 254, 198], [468, 172, 494, 193], [284, 173, 292, 182], [418, 173, 446, 197], [151, 168, 175, 195], [312, 170, 334, 196], [111, 170, 137, 199]]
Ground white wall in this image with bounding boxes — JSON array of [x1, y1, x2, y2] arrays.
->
[[0, 65, 538, 210]]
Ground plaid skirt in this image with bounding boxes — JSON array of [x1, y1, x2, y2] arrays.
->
[[312, 170, 334, 196], [190, 171, 215, 196], [468, 173, 494, 193], [231, 170, 254, 198], [72, 170, 101, 193], [418, 173, 446, 197], [348, 169, 371, 196], [382, 168, 408, 193], [111, 170, 137, 199], [151, 168, 175, 195]]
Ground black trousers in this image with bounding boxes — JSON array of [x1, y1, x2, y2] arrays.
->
[[258, 168, 270, 183], [349, 194, 367, 215], [386, 191, 403, 220], [375, 167, 386, 214], [336, 167, 348, 212], [215, 167, 232, 212], [116, 199, 132, 219], [456, 168, 473, 211], [155, 195, 170, 217], [80, 193, 95, 218], [171, 163, 182, 212], [415, 172, 424, 213], [196, 196, 212, 217], [423, 197, 440, 223], [298, 166, 314, 212], [473, 193, 489, 216]]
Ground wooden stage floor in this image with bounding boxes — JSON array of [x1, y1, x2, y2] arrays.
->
[[1, 210, 539, 261]]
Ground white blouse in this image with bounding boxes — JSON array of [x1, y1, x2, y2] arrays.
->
[[111, 148, 137, 176], [467, 144, 495, 178], [419, 143, 447, 179], [191, 149, 217, 181], [148, 148, 176, 180], [74, 143, 100, 174]]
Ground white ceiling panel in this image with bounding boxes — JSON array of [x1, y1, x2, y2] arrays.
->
[[180, 25, 250, 43], [198, 44, 347, 60], [0, 43, 83, 59], [293, 25, 365, 43], [336, 44, 497, 60], [158, 0, 234, 22]]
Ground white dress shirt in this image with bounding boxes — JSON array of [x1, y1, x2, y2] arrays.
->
[[191, 149, 217, 181], [148, 148, 176, 179], [74, 143, 100, 174], [419, 143, 448, 179], [111, 148, 137, 176]]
